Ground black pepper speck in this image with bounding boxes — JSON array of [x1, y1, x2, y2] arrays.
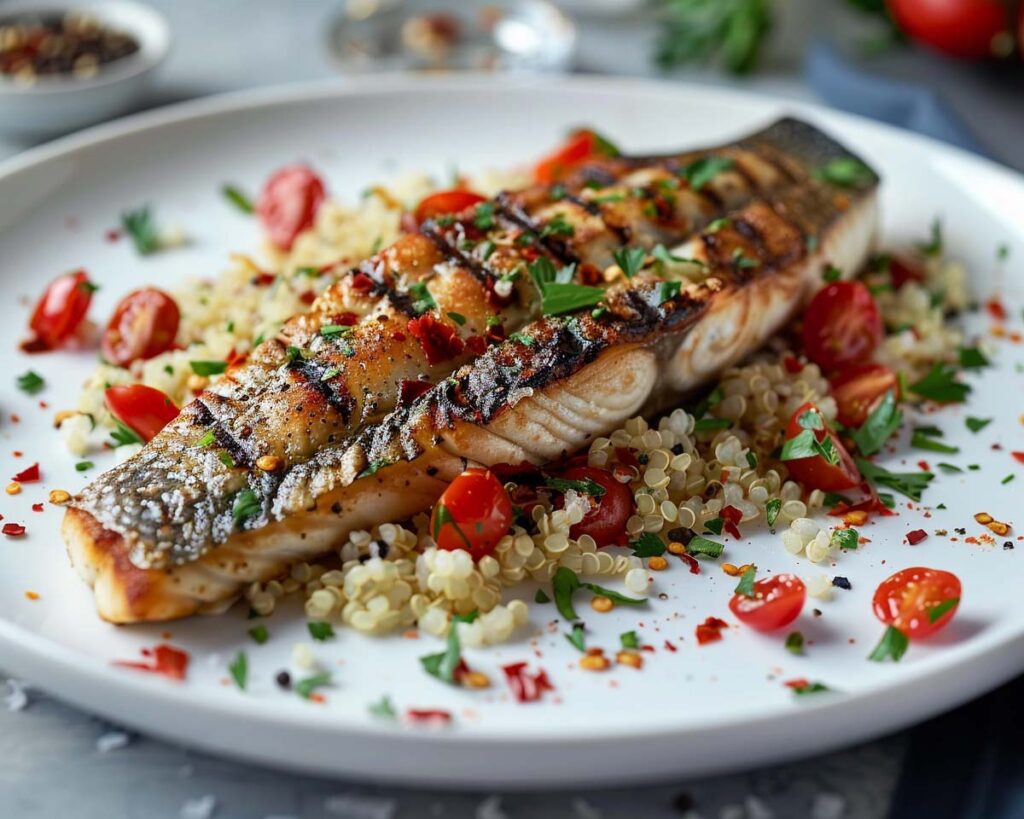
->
[[276, 671, 291, 689], [832, 576, 851, 590]]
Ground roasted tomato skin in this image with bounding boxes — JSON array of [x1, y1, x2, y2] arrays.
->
[[256, 165, 326, 251], [872, 567, 961, 639], [829, 363, 899, 428], [729, 574, 806, 631], [802, 281, 883, 372], [101, 288, 180, 367], [783, 402, 860, 492], [534, 129, 617, 183], [28, 269, 94, 349], [105, 384, 180, 442], [558, 466, 634, 548], [414, 190, 486, 224], [431, 468, 513, 559]]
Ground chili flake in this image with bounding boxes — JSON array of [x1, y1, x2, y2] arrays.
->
[[407, 313, 465, 365], [906, 529, 928, 545], [696, 617, 728, 645], [113, 644, 189, 680], [3, 523, 26, 537], [406, 708, 453, 726], [501, 662, 554, 703], [12, 463, 40, 483]]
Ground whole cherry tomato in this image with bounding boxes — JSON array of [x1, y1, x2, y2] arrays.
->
[[256, 165, 326, 251], [431, 468, 513, 559], [729, 573, 806, 631], [783, 402, 860, 492], [105, 384, 179, 442], [28, 269, 95, 350], [802, 281, 883, 372], [414, 190, 486, 225], [101, 288, 180, 367], [887, 0, 1010, 60], [829, 363, 899, 428], [873, 566, 961, 639], [558, 466, 634, 548]]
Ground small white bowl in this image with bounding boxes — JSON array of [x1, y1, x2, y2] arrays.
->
[[0, 1, 170, 139]]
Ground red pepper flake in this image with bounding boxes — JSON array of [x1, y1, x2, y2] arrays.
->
[[12, 463, 40, 483], [1012, 452, 1024, 466], [11, 415, 20, 424], [252, 272, 276, 286], [406, 708, 453, 725], [407, 313, 465, 365], [485, 322, 506, 346], [695, 616, 728, 645], [397, 379, 434, 408], [105, 228, 121, 242], [465, 335, 487, 356], [350, 272, 376, 293], [299, 290, 317, 306], [501, 662, 554, 703], [906, 529, 928, 545], [784, 677, 811, 690], [392, 331, 406, 342], [674, 550, 700, 574], [986, 296, 1008, 322], [3, 523, 26, 537], [828, 492, 896, 520], [332, 311, 359, 327], [663, 640, 678, 653], [721, 505, 743, 540], [113, 644, 189, 680], [31, 503, 44, 513], [783, 355, 803, 374], [38, 400, 48, 409], [917, 460, 930, 472], [12, 451, 22, 458]]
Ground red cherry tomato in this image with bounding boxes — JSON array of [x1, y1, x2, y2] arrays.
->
[[28, 269, 94, 349], [256, 165, 326, 251], [873, 566, 961, 639], [802, 281, 883, 372], [534, 129, 617, 184], [414, 190, 487, 224], [431, 468, 513, 559], [829, 363, 899, 428], [888, 256, 925, 290], [101, 288, 180, 367], [558, 466, 634, 548], [887, 0, 1009, 60], [105, 384, 180, 442], [783, 402, 860, 492], [729, 573, 806, 631]]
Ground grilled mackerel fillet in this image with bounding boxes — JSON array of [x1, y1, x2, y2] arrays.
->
[[64, 119, 879, 623]]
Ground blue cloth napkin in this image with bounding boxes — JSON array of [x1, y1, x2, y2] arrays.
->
[[803, 41, 1023, 819], [803, 41, 990, 157]]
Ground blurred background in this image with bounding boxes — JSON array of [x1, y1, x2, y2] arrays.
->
[[3, 1, 1024, 817]]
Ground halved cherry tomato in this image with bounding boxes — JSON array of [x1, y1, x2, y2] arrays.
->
[[888, 256, 925, 290], [256, 165, 326, 251], [534, 129, 617, 184], [729, 573, 806, 631], [802, 281, 883, 372], [28, 269, 94, 349], [887, 0, 1009, 60], [101, 288, 180, 367], [431, 468, 513, 559], [105, 384, 180, 442], [414, 189, 486, 224], [829, 363, 899, 428], [873, 567, 961, 639], [558, 466, 634, 548], [783, 402, 860, 492]]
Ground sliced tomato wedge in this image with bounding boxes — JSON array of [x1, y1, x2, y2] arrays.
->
[[414, 189, 486, 224], [872, 567, 961, 640], [101, 288, 180, 367], [256, 165, 326, 251], [105, 384, 180, 442], [802, 281, 883, 372], [729, 573, 806, 631], [534, 129, 618, 184], [782, 402, 860, 492], [28, 269, 94, 350], [829, 363, 899, 428], [431, 468, 513, 559], [557, 466, 634, 548]]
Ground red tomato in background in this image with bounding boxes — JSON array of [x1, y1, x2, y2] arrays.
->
[[256, 165, 326, 251], [887, 0, 1010, 60], [431, 468, 513, 559], [729, 574, 806, 631], [101, 288, 180, 367], [802, 281, 883, 372], [534, 130, 617, 183], [28, 269, 94, 349], [414, 190, 486, 224], [558, 466, 634, 548], [783, 402, 861, 492], [105, 384, 179, 442], [888, 256, 925, 290], [829, 363, 899, 428], [873, 567, 961, 639]]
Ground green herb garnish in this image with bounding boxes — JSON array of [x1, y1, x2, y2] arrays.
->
[[765, 498, 781, 528], [75, 461, 94, 472], [868, 625, 909, 662], [680, 156, 735, 190], [965, 417, 992, 433], [248, 625, 269, 644], [110, 421, 143, 448], [551, 567, 645, 621], [295, 671, 332, 699], [817, 157, 874, 189], [928, 598, 959, 624], [421, 611, 477, 684], [222, 184, 254, 214], [307, 622, 335, 641], [910, 427, 958, 454], [630, 532, 666, 558], [687, 535, 724, 559], [908, 362, 970, 403], [856, 458, 933, 502], [831, 528, 859, 551], [544, 476, 606, 497], [232, 488, 261, 525], [852, 390, 901, 456], [620, 631, 640, 650], [368, 695, 397, 720], [190, 360, 227, 376], [785, 631, 804, 655], [734, 565, 756, 597], [612, 246, 647, 279], [958, 346, 989, 369], [16, 371, 44, 395], [228, 651, 247, 690], [917, 218, 943, 257], [565, 622, 586, 652], [408, 281, 437, 315], [121, 206, 161, 255]]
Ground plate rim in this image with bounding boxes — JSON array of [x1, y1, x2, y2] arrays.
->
[[3, 72, 1024, 771]]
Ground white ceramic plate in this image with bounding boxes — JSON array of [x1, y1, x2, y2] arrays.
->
[[1, 76, 1022, 789]]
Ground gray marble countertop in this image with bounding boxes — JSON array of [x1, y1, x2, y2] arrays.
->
[[2, 2, 1018, 815]]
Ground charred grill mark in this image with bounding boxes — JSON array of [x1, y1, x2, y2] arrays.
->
[[494, 192, 579, 266], [421, 223, 494, 288], [189, 398, 253, 469], [291, 360, 357, 423], [562, 192, 632, 246], [732, 216, 772, 269]]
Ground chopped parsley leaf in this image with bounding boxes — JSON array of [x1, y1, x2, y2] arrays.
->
[[659, 280, 682, 303], [734, 565, 756, 597], [16, 370, 44, 395], [228, 651, 247, 690], [544, 476, 606, 497], [965, 416, 992, 433], [831, 528, 859, 551], [248, 625, 269, 644], [447, 311, 467, 326], [856, 458, 934, 502], [679, 156, 735, 190], [321, 366, 341, 381], [693, 417, 732, 432], [222, 184, 254, 214], [620, 630, 640, 649], [110, 421, 143, 448], [307, 621, 335, 641], [295, 671, 332, 699], [473, 202, 496, 231], [630, 532, 666, 558], [121, 206, 161, 255], [781, 429, 839, 465], [822, 264, 842, 282], [565, 622, 586, 652], [917, 218, 943, 257], [937, 462, 963, 474], [408, 281, 437, 315], [612, 246, 647, 279], [765, 498, 781, 528], [707, 217, 730, 233], [190, 360, 227, 376], [551, 566, 645, 621], [785, 631, 804, 655], [958, 346, 989, 369], [816, 157, 874, 189], [908, 362, 970, 403], [540, 213, 574, 238], [731, 248, 759, 269], [687, 535, 724, 559], [868, 625, 908, 662], [928, 598, 959, 623], [368, 695, 397, 720], [231, 488, 261, 525], [320, 324, 352, 338], [534, 589, 551, 604], [75, 461, 94, 472], [421, 611, 477, 684], [910, 427, 959, 454]]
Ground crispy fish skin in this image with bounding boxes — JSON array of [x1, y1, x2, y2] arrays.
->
[[64, 119, 879, 623]]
